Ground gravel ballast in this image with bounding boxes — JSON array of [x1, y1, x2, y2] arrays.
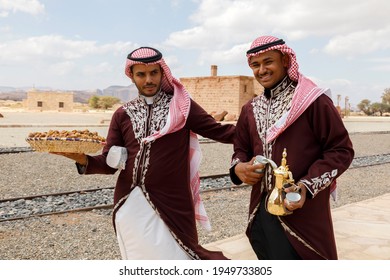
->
[[0, 132, 389, 260]]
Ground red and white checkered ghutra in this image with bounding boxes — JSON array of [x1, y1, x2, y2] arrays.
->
[[247, 36, 337, 199], [125, 47, 211, 231]]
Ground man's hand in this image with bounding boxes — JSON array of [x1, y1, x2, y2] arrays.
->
[[284, 183, 307, 211], [50, 152, 88, 165], [234, 157, 265, 185]]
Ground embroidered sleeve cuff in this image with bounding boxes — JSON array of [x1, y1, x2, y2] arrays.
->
[[299, 169, 339, 198], [298, 181, 313, 199], [230, 158, 242, 185]]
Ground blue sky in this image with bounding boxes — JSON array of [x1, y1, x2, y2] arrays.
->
[[0, 0, 389, 108]]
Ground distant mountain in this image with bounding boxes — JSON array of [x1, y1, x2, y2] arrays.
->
[[0, 85, 139, 103], [71, 91, 96, 103], [101, 85, 138, 102], [0, 86, 18, 92], [0, 91, 26, 101], [0, 86, 52, 92]]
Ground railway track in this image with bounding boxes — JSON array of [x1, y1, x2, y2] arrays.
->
[[0, 173, 246, 222], [1, 153, 390, 222]]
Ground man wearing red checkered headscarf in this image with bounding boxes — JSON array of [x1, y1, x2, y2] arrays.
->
[[230, 36, 354, 259], [80, 47, 235, 260]]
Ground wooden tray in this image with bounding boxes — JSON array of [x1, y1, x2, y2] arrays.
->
[[26, 137, 104, 154]]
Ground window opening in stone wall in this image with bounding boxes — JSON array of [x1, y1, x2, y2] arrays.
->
[[59, 102, 64, 108], [37, 101, 43, 107], [244, 85, 247, 93]]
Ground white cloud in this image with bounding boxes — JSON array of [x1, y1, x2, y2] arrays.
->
[[165, 0, 259, 49], [165, 0, 390, 59], [197, 42, 249, 66], [170, 0, 182, 8], [0, 24, 11, 32], [0, 35, 94, 62], [0, 35, 138, 89], [83, 62, 113, 76], [370, 64, 390, 72], [1, 0, 389, 94], [313, 77, 385, 106], [0, 0, 45, 16], [0, 35, 135, 63], [48, 61, 76, 76], [165, 26, 210, 49], [162, 55, 179, 69], [323, 27, 390, 57], [329, 79, 353, 87]]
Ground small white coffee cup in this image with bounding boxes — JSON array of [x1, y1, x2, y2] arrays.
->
[[286, 192, 301, 203]]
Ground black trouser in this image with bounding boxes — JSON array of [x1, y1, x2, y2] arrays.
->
[[249, 195, 301, 260]]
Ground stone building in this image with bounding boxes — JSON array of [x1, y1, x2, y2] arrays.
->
[[24, 90, 74, 112], [180, 65, 263, 120]]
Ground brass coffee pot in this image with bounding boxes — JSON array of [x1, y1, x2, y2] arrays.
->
[[266, 148, 295, 216]]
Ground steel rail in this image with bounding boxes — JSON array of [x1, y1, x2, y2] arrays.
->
[[0, 173, 231, 204], [1, 153, 390, 222]]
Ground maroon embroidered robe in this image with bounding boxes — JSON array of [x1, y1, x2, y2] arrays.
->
[[85, 92, 235, 259], [233, 77, 354, 259]]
